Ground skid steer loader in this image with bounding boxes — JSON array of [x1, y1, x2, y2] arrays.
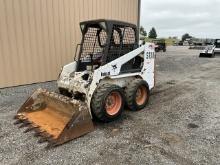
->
[[14, 19, 155, 146]]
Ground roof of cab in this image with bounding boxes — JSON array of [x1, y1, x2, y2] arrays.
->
[[80, 19, 137, 29]]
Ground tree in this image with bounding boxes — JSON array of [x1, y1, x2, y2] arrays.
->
[[181, 33, 192, 41], [140, 26, 147, 37], [148, 27, 157, 39]]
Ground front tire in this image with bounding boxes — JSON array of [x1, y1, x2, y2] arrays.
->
[[125, 79, 150, 111], [91, 84, 125, 122]]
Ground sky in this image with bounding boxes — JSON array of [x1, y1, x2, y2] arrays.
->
[[140, 0, 220, 39]]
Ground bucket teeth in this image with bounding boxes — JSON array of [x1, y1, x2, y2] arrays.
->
[[14, 114, 27, 125], [41, 132, 51, 138], [34, 129, 53, 138], [23, 124, 39, 133], [38, 134, 53, 144], [14, 119, 23, 125], [23, 119, 31, 123], [38, 131, 48, 137], [38, 137, 48, 144], [19, 122, 29, 128], [18, 119, 32, 128], [34, 128, 44, 137]]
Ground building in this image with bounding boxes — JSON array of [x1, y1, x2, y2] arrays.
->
[[0, 0, 141, 88]]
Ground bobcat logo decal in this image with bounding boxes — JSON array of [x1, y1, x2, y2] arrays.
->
[[112, 65, 117, 72]]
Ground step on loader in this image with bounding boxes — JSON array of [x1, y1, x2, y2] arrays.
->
[[14, 19, 155, 146]]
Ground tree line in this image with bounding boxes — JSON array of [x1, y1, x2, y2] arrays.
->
[[140, 26, 157, 39], [140, 26, 194, 42]]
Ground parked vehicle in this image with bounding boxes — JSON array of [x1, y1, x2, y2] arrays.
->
[[200, 39, 220, 58], [152, 39, 166, 52]]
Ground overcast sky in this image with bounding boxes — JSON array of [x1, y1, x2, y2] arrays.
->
[[140, 0, 220, 39]]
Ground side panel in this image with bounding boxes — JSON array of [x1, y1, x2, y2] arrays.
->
[[59, 62, 77, 78], [142, 44, 155, 89], [87, 43, 155, 107]]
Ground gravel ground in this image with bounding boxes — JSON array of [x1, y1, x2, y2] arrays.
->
[[0, 46, 220, 165]]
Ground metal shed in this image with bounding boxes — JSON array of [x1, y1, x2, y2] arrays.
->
[[0, 0, 140, 88]]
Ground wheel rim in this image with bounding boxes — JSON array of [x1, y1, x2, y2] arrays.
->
[[105, 92, 122, 116], [135, 85, 147, 106]]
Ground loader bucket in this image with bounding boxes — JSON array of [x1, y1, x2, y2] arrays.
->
[[14, 88, 94, 146]]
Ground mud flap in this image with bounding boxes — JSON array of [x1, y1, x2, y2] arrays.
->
[[14, 88, 94, 147]]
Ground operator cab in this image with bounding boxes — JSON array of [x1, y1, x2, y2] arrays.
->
[[75, 19, 142, 73]]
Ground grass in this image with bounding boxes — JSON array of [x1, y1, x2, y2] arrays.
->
[[144, 38, 180, 46]]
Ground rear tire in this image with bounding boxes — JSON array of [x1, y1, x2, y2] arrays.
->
[[91, 84, 125, 122], [125, 79, 150, 111]]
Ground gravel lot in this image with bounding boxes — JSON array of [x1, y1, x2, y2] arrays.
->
[[0, 46, 220, 165]]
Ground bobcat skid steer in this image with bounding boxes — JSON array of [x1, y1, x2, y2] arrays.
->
[[14, 19, 155, 146], [199, 39, 220, 58]]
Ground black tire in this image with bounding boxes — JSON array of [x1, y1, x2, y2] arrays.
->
[[91, 84, 125, 122], [125, 79, 150, 111]]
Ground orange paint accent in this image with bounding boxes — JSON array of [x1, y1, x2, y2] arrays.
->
[[105, 92, 122, 116], [136, 85, 147, 105]]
